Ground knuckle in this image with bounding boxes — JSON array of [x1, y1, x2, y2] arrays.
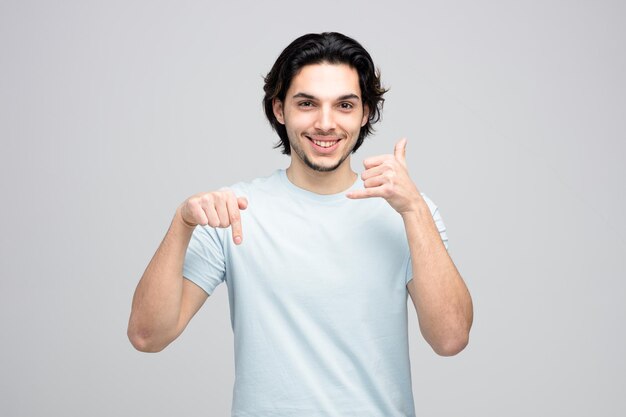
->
[[219, 219, 230, 228], [200, 194, 213, 205], [187, 208, 198, 220]]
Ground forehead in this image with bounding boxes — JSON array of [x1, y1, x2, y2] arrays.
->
[[287, 63, 361, 99]]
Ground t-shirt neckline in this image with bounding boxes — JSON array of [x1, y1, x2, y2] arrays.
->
[[277, 168, 362, 204]]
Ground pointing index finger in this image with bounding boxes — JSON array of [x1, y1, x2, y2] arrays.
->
[[225, 192, 244, 245]]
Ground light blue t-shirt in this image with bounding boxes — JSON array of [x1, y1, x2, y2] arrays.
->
[[183, 168, 449, 417]]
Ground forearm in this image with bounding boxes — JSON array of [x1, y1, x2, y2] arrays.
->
[[402, 199, 473, 356], [128, 207, 195, 351]]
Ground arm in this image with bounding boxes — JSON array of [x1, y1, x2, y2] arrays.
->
[[127, 189, 248, 352], [403, 200, 473, 356], [127, 208, 208, 352], [346, 138, 473, 356]]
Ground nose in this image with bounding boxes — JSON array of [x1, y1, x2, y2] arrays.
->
[[314, 104, 336, 131]]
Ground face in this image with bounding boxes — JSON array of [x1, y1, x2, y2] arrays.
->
[[273, 63, 369, 173]]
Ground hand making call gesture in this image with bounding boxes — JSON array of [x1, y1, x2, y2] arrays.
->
[[346, 138, 423, 215], [178, 188, 248, 245]]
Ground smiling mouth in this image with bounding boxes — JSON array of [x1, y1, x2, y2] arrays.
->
[[311, 139, 339, 148], [306, 135, 342, 148]]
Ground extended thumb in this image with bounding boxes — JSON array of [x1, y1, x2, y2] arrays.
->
[[394, 138, 407, 159]]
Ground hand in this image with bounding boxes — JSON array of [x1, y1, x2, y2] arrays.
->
[[178, 188, 248, 245], [346, 138, 422, 214]]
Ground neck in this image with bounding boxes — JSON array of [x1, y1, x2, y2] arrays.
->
[[286, 158, 357, 195]]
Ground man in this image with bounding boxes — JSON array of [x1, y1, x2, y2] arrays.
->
[[128, 32, 473, 416]]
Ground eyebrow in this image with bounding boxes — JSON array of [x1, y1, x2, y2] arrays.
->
[[292, 92, 361, 101]]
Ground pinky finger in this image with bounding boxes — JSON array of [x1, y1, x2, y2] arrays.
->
[[193, 205, 209, 226], [346, 188, 379, 199]]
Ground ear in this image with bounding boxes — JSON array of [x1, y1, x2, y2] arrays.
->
[[361, 104, 370, 127], [272, 98, 285, 125]]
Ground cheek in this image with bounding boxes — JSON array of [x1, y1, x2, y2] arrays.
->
[[339, 114, 365, 131], [286, 113, 315, 130], [284, 117, 307, 139]]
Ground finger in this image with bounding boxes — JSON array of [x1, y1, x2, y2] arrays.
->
[[363, 154, 393, 169], [363, 175, 386, 188], [226, 194, 244, 245], [345, 186, 384, 200], [237, 196, 248, 210], [189, 204, 208, 226], [214, 194, 230, 228], [202, 202, 220, 228], [394, 138, 407, 167], [360, 163, 389, 181]]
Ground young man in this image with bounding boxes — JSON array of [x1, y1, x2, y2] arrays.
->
[[128, 32, 473, 416]]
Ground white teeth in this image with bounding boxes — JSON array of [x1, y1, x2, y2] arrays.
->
[[313, 140, 338, 148]]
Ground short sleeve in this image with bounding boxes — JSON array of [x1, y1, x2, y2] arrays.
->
[[405, 194, 449, 285], [183, 225, 226, 295]]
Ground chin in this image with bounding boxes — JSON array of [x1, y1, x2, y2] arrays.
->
[[303, 155, 347, 173], [309, 164, 340, 173]]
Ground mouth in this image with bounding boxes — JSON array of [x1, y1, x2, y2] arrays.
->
[[306, 135, 342, 153]]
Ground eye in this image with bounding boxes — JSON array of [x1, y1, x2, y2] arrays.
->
[[339, 102, 354, 110], [298, 101, 314, 107]]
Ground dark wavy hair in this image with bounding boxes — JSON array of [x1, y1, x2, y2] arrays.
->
[[263, 32, 388, 155]]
